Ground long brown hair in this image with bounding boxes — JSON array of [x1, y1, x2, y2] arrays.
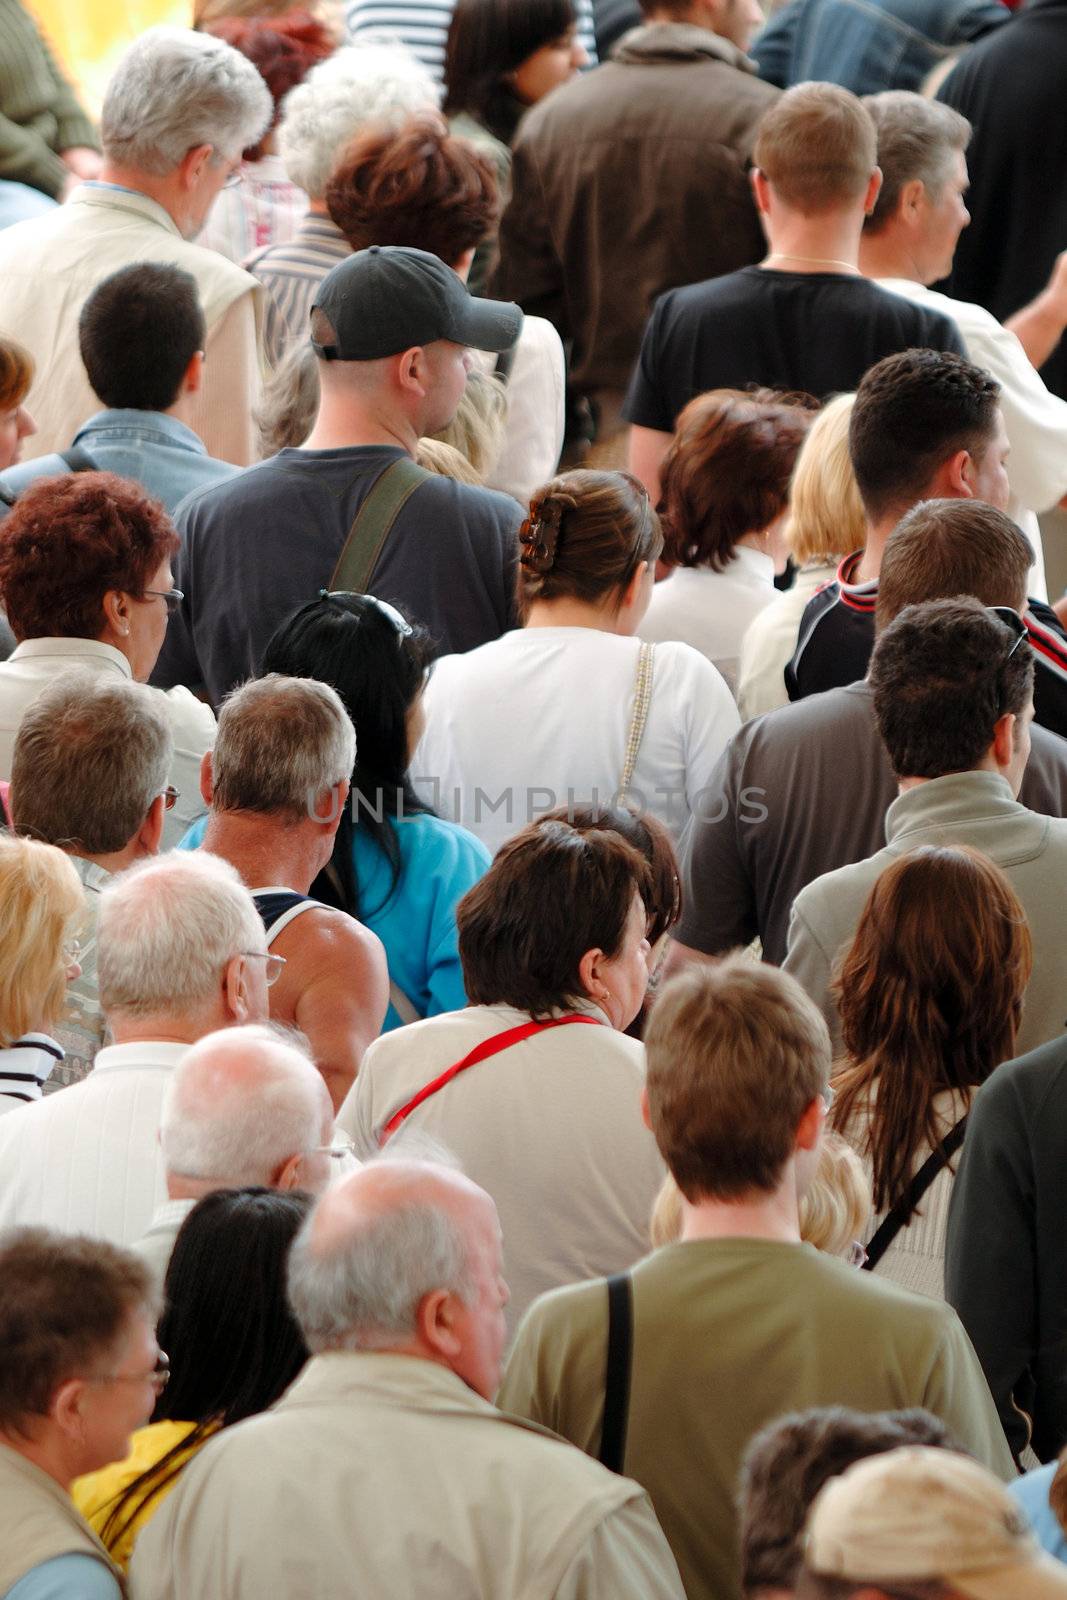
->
[[831, 845, 1032, 1216]]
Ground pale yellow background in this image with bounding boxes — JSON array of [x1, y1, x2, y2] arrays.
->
[[26, 0, 187, 114]]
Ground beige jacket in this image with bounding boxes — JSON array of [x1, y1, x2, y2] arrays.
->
[[129, 1352, 686, 1600], [0, 185, 264, 466], [0, 1439, 124, 1595]]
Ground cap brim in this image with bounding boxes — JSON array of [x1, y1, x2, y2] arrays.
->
[[951, 1551, 1067, 1600], [455, 296, 524, 354]]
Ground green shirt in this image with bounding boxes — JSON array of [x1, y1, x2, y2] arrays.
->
[[498, 1237, 1015, 1600], [0, 0, 97, 198]]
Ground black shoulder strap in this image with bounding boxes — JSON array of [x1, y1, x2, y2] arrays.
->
[[493, 339, 519, 386], [329, 456, 430, 597], [863, 1116, 969, 1271], [598, 1272, 633, 1474]]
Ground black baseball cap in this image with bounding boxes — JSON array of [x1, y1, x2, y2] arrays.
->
[[310, 245, 523, 360]]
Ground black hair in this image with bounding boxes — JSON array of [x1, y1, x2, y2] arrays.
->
[[262, 593, 436, 920], [78, 262, 207, 413], [443, 0, 576, 144], [100, 1188, 310, 1549]]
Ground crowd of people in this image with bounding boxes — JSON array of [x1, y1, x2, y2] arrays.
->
[[1, 0, 1067, 1596]]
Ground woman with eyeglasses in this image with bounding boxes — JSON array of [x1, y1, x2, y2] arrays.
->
[[73, 1187, 311, 1571], [0, 471, 215, 849], [830, 844, 1032, 1301], [0, 833, 84, 1113]]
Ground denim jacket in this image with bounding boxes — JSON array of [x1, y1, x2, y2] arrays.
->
[[752, 0, 1008, 96], [0, 409, 239, 517]]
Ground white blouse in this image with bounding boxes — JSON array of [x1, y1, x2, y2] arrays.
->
[[639, 546, 778, 697]]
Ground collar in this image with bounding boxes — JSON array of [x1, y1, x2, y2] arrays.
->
[[91, 1040, 189, 1075], [296, 213, 350, 249], [69, 857, 115, 893], [729, 544, 776, 579], [69, 183, 180, 237], [611, 21, 756, 72], [0, 1034, 63, 1105], [834, 549, 877, 615], [73, 410, 207, 455], [144, 1197, 197, 1234], [8, 638, 132, 677], [278, 1351, 501, 1420], [885, 771, 1024, 842]]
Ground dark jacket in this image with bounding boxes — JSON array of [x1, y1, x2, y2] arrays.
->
[[938, 0, 1067, 398], [490, 23, 778, 395], [945, 1036, 1067, 1463]]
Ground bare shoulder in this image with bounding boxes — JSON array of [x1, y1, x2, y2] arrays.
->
[[270, 905, 387, 973]]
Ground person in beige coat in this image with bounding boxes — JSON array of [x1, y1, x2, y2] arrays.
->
[[129, 1161, 686, 1600]]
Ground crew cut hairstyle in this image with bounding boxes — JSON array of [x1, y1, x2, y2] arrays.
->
[[864, 91, 971, 233], [457, 819, 651, 1016], [0, 1227, 152, 1435], [210, 673, 355, 821], [870, 597, 1034, 778], [443, 0, 576, 143], [516, 468, 662, 619], [79, 263, 207, 414], [849, 349, 1001, 522], [644, 958, 831, 1201], [875, 499, 1032, 634], [831, 846, 1031, 1217], [660, 389, 813, 570], [739, 1406, 955, 1597], [326, 113, 500, 268], [753, 83, 877, 212]]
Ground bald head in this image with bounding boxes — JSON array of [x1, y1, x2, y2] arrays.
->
[[162, 1024, 334, 1196]]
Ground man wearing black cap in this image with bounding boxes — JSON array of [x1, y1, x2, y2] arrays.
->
[[152, 246, 526, 706]]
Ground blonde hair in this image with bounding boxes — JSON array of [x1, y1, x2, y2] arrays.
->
[[428, 367, 506, 480], [0, 835, 85, 1045], [649, 1131, 871, 1259], [787, 393, 865, 567], [415, 438, 483, 485]]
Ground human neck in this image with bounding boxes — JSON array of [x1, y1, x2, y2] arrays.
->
[[98, 160, 183, 231], [857, 226, 926, 286], [107, 1014, 212, 1048], [763, 212, 863, 274], [71, 840, 144, 876], [679, 1176, 802, 1245], [303, 389, 418, 454], [201, 810, 322, 895], [852, 515, 899, 585], [166, 1172, 224, 1202], [0, 1428, 77, 1493], [898, 760, 996, 795], [524, 596, 623, 633]]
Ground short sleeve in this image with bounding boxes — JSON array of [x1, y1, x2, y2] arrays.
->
[[673, 739, 760, 955], [622, 296, 675, 433]]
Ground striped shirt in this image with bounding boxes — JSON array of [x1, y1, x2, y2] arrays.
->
[[343, 0, 598, 83], [245, 214, 351, 368], [0, 1033, 63, 1112]]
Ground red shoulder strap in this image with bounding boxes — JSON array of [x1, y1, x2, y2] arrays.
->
[[379, 1015, 602, 1145]]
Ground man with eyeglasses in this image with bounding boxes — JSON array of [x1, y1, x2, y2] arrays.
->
[[784, 595, 1067, 1060], [0, 1227, 159, 1600]]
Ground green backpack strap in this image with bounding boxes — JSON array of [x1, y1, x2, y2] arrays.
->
[[329, 456, 431, 596]]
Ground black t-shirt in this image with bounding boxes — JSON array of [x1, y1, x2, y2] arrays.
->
[[623, 266, 967, 431], [152, 446, 523, 707]]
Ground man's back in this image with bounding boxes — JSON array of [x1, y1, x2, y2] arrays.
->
[[624, 267, 966, 434], [492, 25, 776, 396], [131, 1352, 685, 1598], [498, 1237, 1014, 1600], [152, 446, 522, 705]]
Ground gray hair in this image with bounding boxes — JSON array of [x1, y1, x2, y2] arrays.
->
[[287, 1195, 475, 1352], [211, 675, 355, 820], [162, 1024, 329, 1185], [279, 44, 437, 201], [101, 26, 273, 175], [98, 851, 266, 1019], [864, 92, 971, 233], [11, 673, 174, 856], [255, 341, 318, 457]]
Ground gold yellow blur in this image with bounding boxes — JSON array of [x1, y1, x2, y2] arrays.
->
[[26, 0, 187, 114]]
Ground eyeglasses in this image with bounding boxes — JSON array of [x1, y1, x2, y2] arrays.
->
[[90, 1351, 170, 1394], [161, 785, 179, 811], [989, 605, 1028, 662], [821, 1083, 835, 1111], [222, 165, 243, 189], [63, 938, 82, 966], [142, 588, 184, 617], [318, 590, 413, 638], [847, 1240, 868, 1269], [240, 950, 287, 986], [306, 1132, 357, 1164]]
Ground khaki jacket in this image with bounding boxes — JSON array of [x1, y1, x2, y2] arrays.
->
[[129, 1352, 686, 1600], [0, 1439, 124, 1595], [491, 24, 779, 395]]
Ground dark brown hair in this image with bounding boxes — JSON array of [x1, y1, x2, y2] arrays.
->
[[740, 1407, 955, 1596], [457, 819, 651, 1016], [517, 469, 662, 617], [831, 846, 1032, 1216], [0, 1227, 152, 1434], [754, 83, 877, 212], [875, 499, 1031, 634], [540, 803, 681, 947], [645, 959, 830, 1202], [443, 0, 576, 141], [325, 113, 499, 267], [0, 472, 179, 642], [0, 336, 33, 412], [659, 389, 813, 570]]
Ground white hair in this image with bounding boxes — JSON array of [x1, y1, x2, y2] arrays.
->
[[287, 1193, 475, 1352], [278, 44, 438, 200], [101, 26, 273, 175], [98, 851, 266, 1020], [162, 1025, 329, 1185]]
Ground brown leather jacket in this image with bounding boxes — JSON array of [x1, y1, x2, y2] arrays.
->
[[490, 24, 779, 396]]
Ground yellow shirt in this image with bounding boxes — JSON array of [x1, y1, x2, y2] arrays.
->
[[72, 1419, 206, 1570]]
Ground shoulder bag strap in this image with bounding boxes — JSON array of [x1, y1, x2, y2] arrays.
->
[[388, 981, 422, 1028], [598, 1272, 633, 1474], [330, 456, 430, 596], [493, 339, 519, 386], [618, 642, 655, 805], [863, 1115, 969, 1271], [378, 1014, 602, 1145]]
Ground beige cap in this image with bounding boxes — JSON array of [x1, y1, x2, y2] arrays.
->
[[805, 1446, 1067, 1600]]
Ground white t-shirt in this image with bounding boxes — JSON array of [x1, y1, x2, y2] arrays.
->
[[639, 547, 777, 696], [737, 560, 838, 721], [470, 314, 565, 507], [416, 625, 739, 853]]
